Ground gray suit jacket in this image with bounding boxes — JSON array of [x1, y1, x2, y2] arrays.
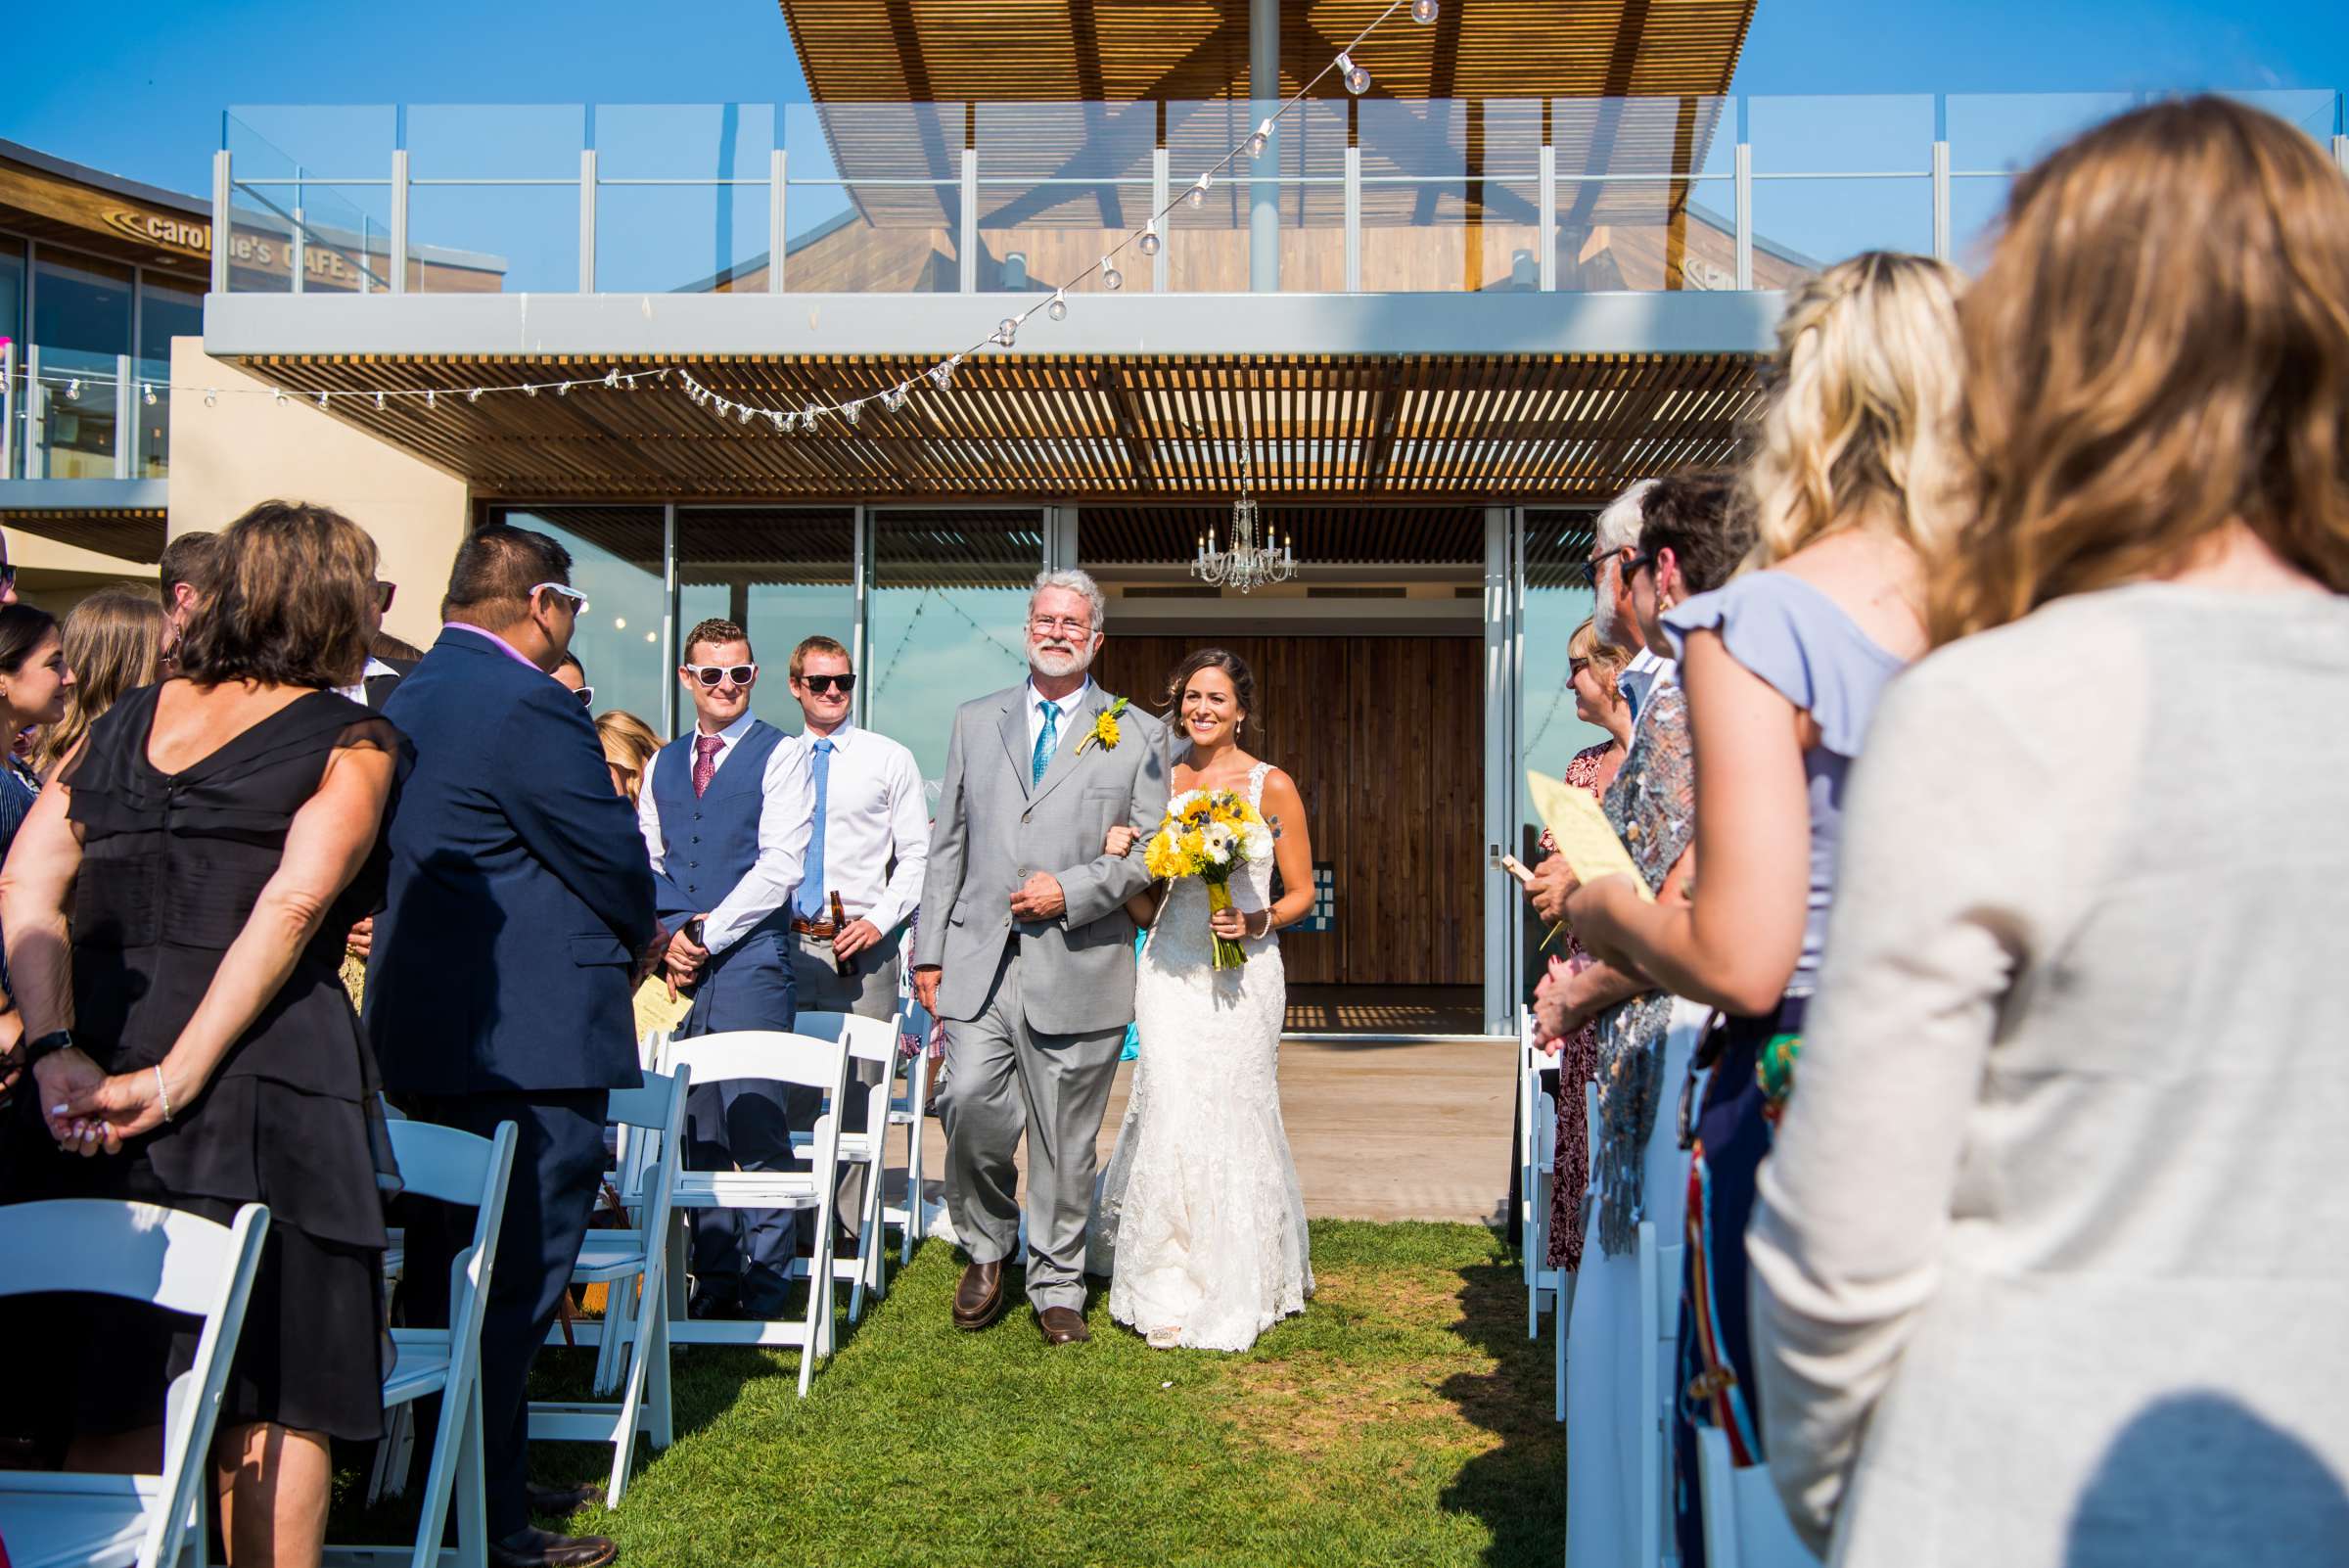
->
[[914, 681, 1171, 1034]]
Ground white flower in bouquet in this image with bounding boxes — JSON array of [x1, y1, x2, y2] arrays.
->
[[1168, 789, 1207, 816], [1240, 819, 1275, 862], [1201, 822, 1236, 864]]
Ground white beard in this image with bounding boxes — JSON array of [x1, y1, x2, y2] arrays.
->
[[1592, 590, 1628, 650], [1030, 643, 1095, 679]]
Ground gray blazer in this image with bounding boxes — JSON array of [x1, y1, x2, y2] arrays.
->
[[914, 681, 1171, 1034]]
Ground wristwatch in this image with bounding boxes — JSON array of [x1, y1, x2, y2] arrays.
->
[[23, 1029, 74, 1066]]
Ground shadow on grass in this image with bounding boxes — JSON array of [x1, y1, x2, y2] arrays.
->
[[1437, 1242, 1569, 1567]]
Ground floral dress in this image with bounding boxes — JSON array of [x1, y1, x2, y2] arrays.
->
[[1544, 741, 1616, 1271]]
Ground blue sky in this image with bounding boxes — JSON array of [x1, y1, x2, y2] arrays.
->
[[4, 0, 2341, 200]]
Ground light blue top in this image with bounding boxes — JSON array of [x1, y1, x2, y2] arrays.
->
[[1661, 569, 1908, 997]]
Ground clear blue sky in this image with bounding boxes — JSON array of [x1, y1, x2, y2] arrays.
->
[[4, 0, 2341, 200]]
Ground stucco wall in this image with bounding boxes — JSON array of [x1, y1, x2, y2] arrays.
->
[[165, 339, 468, 648]]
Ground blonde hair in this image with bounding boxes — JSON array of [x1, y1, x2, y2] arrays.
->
[[37, 586, 164, 776], [1744, 252, 1966, 570], [1933, 96, 2349, 643], [597, 710, 662, 805], [1566, 616, 1631, 703]]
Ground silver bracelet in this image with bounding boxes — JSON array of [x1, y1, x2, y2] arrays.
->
[[154, 1065, 173, 1124]]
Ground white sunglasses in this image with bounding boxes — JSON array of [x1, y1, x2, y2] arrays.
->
[[531, 580, 589, 615]]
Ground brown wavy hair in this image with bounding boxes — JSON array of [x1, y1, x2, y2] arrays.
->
[[174, 500, 377, 690], [37, 586, 163, 775], [1932, 96, 2349, 644]]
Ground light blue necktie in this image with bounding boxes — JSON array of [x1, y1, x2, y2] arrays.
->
[[795, 737, 833, 920], [1032, 700, 1060, 790]]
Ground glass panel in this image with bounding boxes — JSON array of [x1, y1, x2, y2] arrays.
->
[[1746, 95, 1935, 175], [1749, 176, 1931, 281], [491, 508, 668, 732], [1550, 96, 1736, 292], [407, 104, 584, 180], [31, 252, 131, 480], [0, 237, 23, 480], [224, 106, 395, 180], [404, 106, 584, 295], [595, 104, 776, 295], [2222, 89, 2336, 145], [1519, 509, 1606, 842], [134, 276, 195, 476], [1162, 99, 1347, 293], [674, 508, 855, 734], [977, 102, 1159, 295], [867, 508, 1044, 787], [1945, 92, 2136, 270], [1358, 99, 1543, 294], [289, 183, 396, 295], [785, 102, 965, 294]]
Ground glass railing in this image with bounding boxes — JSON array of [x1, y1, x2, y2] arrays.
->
[[211, 91, 2347, 299], [1, 346, 173, 482]]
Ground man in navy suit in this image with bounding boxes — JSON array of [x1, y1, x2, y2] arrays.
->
[[369, 525, 655, 1568]]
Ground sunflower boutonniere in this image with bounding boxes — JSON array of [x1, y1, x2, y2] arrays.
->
[[1074, 696, 1130, 757]]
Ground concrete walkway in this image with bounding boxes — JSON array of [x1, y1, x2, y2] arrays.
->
[[911, 1037, 1515, 1225]]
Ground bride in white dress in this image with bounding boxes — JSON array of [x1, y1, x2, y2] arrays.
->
[[1085, 649, 1315, 1351]]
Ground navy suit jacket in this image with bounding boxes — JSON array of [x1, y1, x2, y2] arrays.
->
[[367, 627, 658, 1095]]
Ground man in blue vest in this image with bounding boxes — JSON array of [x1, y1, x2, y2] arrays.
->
[[636, 617, 814, 1318]]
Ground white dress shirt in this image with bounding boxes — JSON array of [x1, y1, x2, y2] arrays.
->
[[797, 722, 930, 934], [333, 657, 400, 707], [1620, 645, 1672, 726], [635, 710, 813, 955], [1024, 675, 1093, 761]]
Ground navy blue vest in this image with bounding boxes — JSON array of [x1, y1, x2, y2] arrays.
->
[[651, 718, 796, 1034]]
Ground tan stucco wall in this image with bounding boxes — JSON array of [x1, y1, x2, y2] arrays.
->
[[165, 339, 468, 648]]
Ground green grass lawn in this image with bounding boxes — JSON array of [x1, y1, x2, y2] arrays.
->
[[347, 1221, 1563, 1566]]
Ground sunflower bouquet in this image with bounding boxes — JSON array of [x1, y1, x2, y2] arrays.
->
[[1144, 788, 1277, 969]]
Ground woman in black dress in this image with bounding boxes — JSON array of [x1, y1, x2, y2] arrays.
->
[[7, 500, 407, 1566]]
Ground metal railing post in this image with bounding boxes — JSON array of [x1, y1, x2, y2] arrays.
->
[[850, 503, 869, 728], [389, 149, 410, 295], [1152, 146, 1172, 291], [2336, 133, 2348, 178], [1931, 140, 1951, 262], [291, 168, 306, 297], [0, 340, 14, 482], [578, 149, 598, 293], [1344, 145, 1362, 293], [114, 353, 134, 479], [959, 149, 979, 294], [661, 502, 678, 738], [1734, 141, 1753, 292], [1538, 142, 1557, 292], [210, 150, 232, 294], [769, 148, 788, 294]]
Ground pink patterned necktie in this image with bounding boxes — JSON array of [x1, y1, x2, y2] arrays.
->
[[691, 734, 723, 798]]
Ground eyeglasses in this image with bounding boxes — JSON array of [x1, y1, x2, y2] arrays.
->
[[1568, 657, 1590, 679], [798, 672, 855, 696], [1624, 551, 1659, 580], [1029, 616, 1093, 637], [531, 581, 589, 615], [684, 663, 759, 688], [374, 580, 396, 612], [574, 686, 595, 708]]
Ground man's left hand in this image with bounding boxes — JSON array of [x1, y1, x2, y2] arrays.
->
[[831, 917, 885, 961], [1008, 872, 1067, 922]]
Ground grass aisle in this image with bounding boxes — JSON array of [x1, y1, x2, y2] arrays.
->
[[360, 1221, 1564, 1566]]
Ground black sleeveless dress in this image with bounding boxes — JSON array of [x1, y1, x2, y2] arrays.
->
[[47, 684, 407, 1441]]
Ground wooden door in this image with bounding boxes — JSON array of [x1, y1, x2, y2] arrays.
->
[[1093, 634, 1482, 987]]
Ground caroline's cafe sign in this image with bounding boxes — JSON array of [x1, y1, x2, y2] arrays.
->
[[104, 205, 371, 284]]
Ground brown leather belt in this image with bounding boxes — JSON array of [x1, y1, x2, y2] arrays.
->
[[791, 918, 839, 939]]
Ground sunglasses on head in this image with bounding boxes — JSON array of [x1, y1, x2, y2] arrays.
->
[[798, 672, 855, 696], [684, 663, 758, 688]]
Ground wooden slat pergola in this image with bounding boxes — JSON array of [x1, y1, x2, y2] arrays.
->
[[233, 351, 1764, 509]]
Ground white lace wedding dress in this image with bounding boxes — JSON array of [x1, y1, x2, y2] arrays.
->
[[1086, 761, 1314, 1351]]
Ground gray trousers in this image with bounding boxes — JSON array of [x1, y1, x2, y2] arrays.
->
[[939, 941, 1126, 1313], [789, 930, 901, 1227]]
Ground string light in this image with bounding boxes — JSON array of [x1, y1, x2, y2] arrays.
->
[[1187, 173, 1212, 208], [1139, 220, 1162, 256], [931, 356, 959, 391], [1247, 119, 1273, 160], [65, 379, 80, 400], [1047, 292, 1068, 322], [1339, 53, 1372, 95], [205, 390, 218, 407], [1100, 256, 1124, 292], [317, 392, 331, 409], [375, 391, 387, 410], [1413, 0, 1439, 21], [841, 400, 864, 426], [995, 317, 1019, 347]]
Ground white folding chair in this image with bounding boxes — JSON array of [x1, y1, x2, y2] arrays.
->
[[0, 1199, 268, 1568], [529, 1066, 689, 1507], [794, 1010, 903, 1321], [327, 1120, 517, 1568], [1696, 1429, 1821, 1568], [1635, 1219, 1690, 1568], [654, 1030, 850, 1396]]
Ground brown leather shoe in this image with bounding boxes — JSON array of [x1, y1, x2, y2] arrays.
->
[[1037, 1306, 1091, 1346], [952, 1260, 1005, 1330], [488, 1526, 618, 1568]]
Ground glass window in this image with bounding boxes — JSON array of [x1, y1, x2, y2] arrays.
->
[[674, 508, 854, 735], [32, 251, 133, 479], [490, 508, 668, 731], [866, 508, 1045, 788], [135, 274, 202, 479], [1519, 508, 1607, 836], [0, 237, 23, 480]]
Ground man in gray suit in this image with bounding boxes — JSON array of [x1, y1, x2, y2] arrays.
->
[[912, 568, 1171, 1345]]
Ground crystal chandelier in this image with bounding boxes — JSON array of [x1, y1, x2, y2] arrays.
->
[[1191, 409, 1295, 592]]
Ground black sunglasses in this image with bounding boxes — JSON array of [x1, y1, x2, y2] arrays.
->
[[0, 565, 17, 591], [799, 672, 855, 696], [684, 663, 758, 687], [374, 580, 395, 611], [1625, 551, 1659, 579]]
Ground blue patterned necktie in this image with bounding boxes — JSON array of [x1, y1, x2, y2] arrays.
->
[[1032, 700, 1060, 789], [795, 737, 833, 920]]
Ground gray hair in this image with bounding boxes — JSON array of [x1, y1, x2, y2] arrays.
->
[[1029, 567, 1106, 631], [1592, 479, 1658, 555]]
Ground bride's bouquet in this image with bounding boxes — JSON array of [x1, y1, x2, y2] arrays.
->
[[1144, 789, 1277, 969]]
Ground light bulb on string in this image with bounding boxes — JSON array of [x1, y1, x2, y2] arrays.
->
[[769, 410, 786, 432], [466, 389, 481, 403], [1047, 292, 1068, 322], [604, 368, 620, 388], [779, 411, 798, 433], [1412, 0, 1439, 21], [1338, 53, 1371, 94], [1100, 255, 1124, 292], [996, 317, 1019, 347], [273, 389, 288, 405], [205, 390, 219, 407], [526, 384, 539, 397], [803, 405, 822, 428], [317, 392, 331, 410], [882, 383, 908, 412], [736, 403, 754, 425], [557, 381, 571, 395], [1187, 171, 1212, 208], [842, 400, 863, 426], [1139, 220, 1162, 256], [142, 384, 157, 406], [932, 355, 960, 391], [1248, 118, 1272, 160], [375, 391, 387, 410], [66, 379, 80, 401], [425, 390, 436, 408]]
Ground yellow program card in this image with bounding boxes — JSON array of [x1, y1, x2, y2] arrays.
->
[[1526, 769, 1654, 902]]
